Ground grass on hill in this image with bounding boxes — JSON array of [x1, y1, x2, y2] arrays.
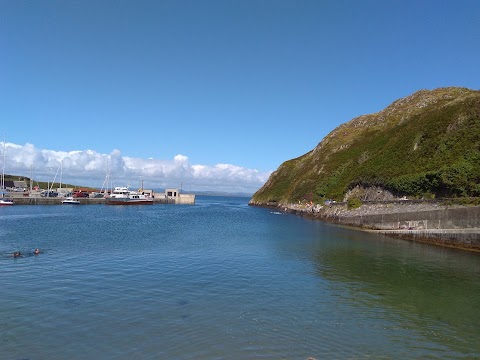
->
[[252, 87, 480, 204]]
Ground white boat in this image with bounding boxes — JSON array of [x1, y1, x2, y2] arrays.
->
[[0, 198, 14, 206], [105, 186, 153, 205], [62, 197, 81, 205]]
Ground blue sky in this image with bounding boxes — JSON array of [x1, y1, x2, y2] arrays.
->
[[1, 0, 479, 193]]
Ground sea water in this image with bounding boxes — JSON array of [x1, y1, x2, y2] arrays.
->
[[1, 196, 479, 359]]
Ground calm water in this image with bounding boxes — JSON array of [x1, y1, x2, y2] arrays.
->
[[1, 196, 479, 360]]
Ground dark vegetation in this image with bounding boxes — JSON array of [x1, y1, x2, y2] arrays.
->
[[252, 87, 480, 204]]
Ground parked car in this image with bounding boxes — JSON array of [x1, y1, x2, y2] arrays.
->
[[40, 190, 59, 197], [73, 191, 89, 198]]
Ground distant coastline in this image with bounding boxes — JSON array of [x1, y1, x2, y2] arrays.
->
[[189, 191, 253, 198]]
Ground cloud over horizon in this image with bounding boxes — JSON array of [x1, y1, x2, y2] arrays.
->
[[2, 142, 271, 194]]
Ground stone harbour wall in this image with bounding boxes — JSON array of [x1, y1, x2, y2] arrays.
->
[[265, 201, 480, 252]]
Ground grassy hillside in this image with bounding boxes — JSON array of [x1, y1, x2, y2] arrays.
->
[[2, 174, 94, 191], [251, 87, 480, 204]]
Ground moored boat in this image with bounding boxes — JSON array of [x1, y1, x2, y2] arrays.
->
[[62, 197, 81, 205], [105, 186, 153, 205], [0, 198, 14, 206]]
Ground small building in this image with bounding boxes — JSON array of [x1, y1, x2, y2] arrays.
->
[[14, 180, 28, 190], [165, 188, 179, 199], [3, 180, 15, 189], [141, 189, 154, 198], [164, 188, 195, 204]]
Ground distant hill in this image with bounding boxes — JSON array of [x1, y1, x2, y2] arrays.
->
[[1, 174, 96, 191], [251, 87, 480, 205]]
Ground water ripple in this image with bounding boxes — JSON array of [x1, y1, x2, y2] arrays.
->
[[0, 197, 479, 359]]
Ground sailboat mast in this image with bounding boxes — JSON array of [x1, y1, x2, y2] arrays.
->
[[1, 133, 5, 191], [101, 157, 110, 194], [30, 165, 33, 192], [59, 160, 63, 189]]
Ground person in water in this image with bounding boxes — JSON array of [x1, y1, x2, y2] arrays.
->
[[12, 251, 22, 258], [34, 248, 40, 255]]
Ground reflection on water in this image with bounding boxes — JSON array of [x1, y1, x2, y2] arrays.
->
[[312, 227, 480, 356], [0, 196, 479, 359]]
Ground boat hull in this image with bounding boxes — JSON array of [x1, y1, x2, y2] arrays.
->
[[105, 186, 154, 205], [105, 199, 153, 205], [62, 197, 81, 204]]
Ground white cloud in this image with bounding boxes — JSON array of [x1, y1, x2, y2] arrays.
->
[[1, 142, 271, 194]]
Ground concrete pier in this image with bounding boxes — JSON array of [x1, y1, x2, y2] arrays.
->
[[4, 192, 195, 205]]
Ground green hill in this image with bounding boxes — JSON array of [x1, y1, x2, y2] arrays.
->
[[251, 87, 480, 205], [2, 174, 94, 191]]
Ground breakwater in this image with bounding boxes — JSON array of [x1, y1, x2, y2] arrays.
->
[[8, 197, 180, 205], [251, 200, 480, 252]]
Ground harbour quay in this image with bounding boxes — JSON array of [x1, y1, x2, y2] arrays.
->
[[4, 188, 195, 205]]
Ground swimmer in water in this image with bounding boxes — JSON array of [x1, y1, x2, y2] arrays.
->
[[12, 251, 22, 258], [34, 248, 40, 255]]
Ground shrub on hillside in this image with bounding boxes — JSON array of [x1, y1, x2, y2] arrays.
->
[[347, 197, 362, 209]]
